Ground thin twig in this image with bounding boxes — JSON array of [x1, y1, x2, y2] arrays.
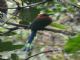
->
[[0, 1, 46, 10], [25, 50, 53, 60]]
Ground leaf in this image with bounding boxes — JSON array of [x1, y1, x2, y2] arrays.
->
[[64, 34, 80, 53], [0, 27, 7, 32], [67, 6, 75, 13], [0, 32, 17, 36], [51, 22, 68, 29], [0, 41, 23, 52], [70, 0, 77, 3]]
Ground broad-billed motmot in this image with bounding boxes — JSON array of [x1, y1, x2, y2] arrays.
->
[[23, 13, 52, 51]]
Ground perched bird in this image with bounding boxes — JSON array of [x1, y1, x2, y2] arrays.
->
[[23, 13, 52, 51]]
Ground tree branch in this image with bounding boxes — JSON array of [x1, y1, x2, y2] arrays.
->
[[0, 20, 76, 35], [25, 50, 53, 60], [0, 0, 51, 10], [43, 28, 76, 35]]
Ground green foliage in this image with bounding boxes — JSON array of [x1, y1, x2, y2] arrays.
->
[[70, 0, 78, 3], [0, 40, 23, 52], [67, 5, 75, 13], [51, 22, 68, 29], [64, 34, 80, 53], [19, 7, 40, 24], [0, 32, 17, 36], [0, 28, 7, 32], [11, 53, 19, 60], [0, 28, 16, 36], [0, 0, 79, 56]]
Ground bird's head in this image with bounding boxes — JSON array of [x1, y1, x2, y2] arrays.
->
[[36, 13, 51, 20]]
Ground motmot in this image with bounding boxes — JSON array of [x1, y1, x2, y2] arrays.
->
[[23, 13, 52, 51]]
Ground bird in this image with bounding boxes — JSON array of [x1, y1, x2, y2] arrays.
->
[[23, 13, 52, 51]]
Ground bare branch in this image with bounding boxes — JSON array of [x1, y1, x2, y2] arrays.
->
[[0, 20, 76, 35], [0, 0, 51, 10], [25, 50, 53, 60]]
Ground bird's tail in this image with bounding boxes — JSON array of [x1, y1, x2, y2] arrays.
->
[[22, 31, 37, 51], [28, 31, 37, 44]]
